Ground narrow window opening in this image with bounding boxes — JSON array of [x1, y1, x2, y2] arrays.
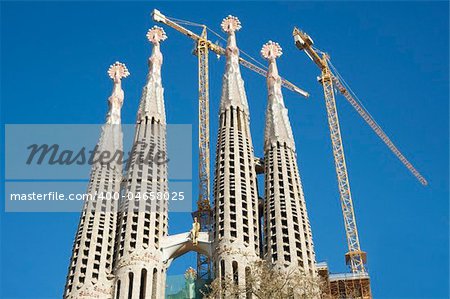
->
[[116, 280, 121, 299], [220, 260, 225, 280], [140, 268, 147, 299], [232, 261, 238, 285], [151, 268, 158, 299], [128, 272, 134, 299], [230, 107, 234, 127], [237, 108, 242, 131]]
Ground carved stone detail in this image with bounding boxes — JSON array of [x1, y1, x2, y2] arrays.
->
[[261, 41, 283, 60]]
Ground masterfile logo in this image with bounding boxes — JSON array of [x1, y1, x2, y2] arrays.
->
[[5, 124, 191, 180]]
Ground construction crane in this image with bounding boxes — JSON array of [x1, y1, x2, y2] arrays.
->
[[152, 9, 309, 280], [293, 28, 427, 274]]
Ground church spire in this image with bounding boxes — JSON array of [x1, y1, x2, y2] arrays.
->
[[64, 62, 128, 299], [213, 15, 261, 292], [137, 25, 167, 123], [261, 41, 316, 275], [113, 27, 169, 299], [95, 62, 128, 161], [219, 15, 249, 114], [261, 41, 295, 151]]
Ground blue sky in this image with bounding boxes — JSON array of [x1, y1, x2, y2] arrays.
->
[[1, 1, 448, 298]]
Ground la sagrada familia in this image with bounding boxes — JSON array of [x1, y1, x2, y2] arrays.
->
[[64, 15, 316, 299]]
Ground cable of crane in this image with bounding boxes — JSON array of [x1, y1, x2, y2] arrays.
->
[[167, 16, 204, 28], [205, 27, 227, 43], [329, 58, 402, 153], [312, 46, 326, 56], [327, 58, 390, 141], [239, 48, 268, 70], [328, 60, 369, 114]]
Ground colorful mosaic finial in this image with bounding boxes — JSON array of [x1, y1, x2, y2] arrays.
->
[[146, 25, 167, 44], [107, 61, 130, 81], [221, 15, 241, 33], [261, 41, 283, 60]]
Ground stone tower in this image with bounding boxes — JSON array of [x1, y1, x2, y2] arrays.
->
[[261, 41, 316, 274], [113, 26, 169, 299], [64, 62, 129, 299], [212, 15, 261, 291]]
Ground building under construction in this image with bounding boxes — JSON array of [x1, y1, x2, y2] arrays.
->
[[63, 8, 427, 299]]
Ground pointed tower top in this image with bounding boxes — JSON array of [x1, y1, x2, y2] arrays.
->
[[221, 15, 241, 33], [261, 41, 283, 60], [262, 41, 295, 151], [137, 27, 167, 123], [219, 15, 249, 114], [106, 62, 129, 125], [146, 26, 167, 45]]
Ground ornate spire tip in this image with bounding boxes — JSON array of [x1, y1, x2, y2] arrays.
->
[[147, 26, 167, 44], [108, 61, 130, 80], [221, 15, 241, 33], [261, 41, 283, 60]]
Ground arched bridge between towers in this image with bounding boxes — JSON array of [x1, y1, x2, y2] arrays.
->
[[160, 232, 212, 268]]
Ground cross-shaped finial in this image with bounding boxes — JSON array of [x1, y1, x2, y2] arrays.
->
[[108, 61, 130, 81], [221, 15, 241, 33], [261, 41, 283, 60], [147, 26, 168, 44]]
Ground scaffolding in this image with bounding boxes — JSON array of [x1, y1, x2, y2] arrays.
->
[[318, 262, 372, 299], [191, 204, 213, 281]]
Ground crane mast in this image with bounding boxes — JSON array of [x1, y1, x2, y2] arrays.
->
[[196, 26, 214, 280], [197, 27, 211, 215], [320, 56, 367, 273]]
